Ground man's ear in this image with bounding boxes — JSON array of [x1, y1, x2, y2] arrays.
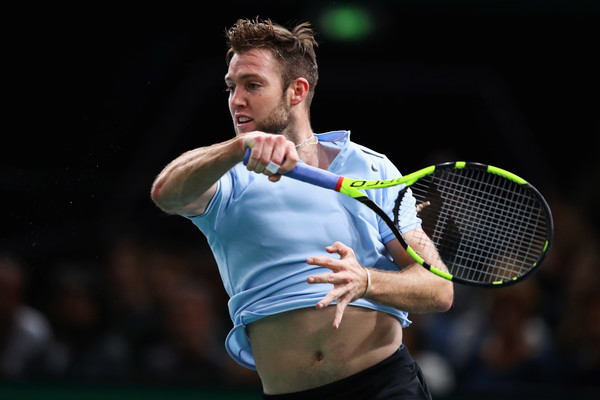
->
[[288, 78, 310, 107]]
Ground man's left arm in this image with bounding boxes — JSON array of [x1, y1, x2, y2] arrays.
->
[[371, 233, 454, 313], [307, 234, 454, 329]]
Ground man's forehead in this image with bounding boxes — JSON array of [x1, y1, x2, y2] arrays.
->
[[225, 48, 279, 81]]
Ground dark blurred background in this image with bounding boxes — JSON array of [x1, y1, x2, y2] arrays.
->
[[2, 1, 599, 399]]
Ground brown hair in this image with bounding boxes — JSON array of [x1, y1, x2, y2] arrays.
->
[[225, 18, 319, 109]]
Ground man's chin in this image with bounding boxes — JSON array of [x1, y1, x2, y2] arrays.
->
[[234, 123, 287, 136], [235, 126, 253, 136]]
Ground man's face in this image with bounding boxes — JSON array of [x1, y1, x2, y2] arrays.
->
[[225, 48, 292, 136]]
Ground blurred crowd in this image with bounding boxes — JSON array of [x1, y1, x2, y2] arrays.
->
[[0, 233, 260, 389], [404, 194, 600, 397], [1, 194, 598, 398]]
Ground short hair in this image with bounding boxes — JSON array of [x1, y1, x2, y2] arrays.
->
[[225, 18, 319, 109]]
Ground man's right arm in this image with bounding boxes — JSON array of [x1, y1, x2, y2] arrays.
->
[[151, 137, 244, 216], [151, 132, 299, 216]]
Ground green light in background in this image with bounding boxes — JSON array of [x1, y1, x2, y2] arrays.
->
[[320, 5, 373, 41]]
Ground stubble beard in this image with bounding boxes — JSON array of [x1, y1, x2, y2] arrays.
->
[[255, 95, 295, 138]]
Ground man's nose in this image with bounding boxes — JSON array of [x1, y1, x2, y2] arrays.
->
[[230, 88, 246, 108]]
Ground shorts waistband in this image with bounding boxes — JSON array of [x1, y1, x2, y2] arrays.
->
[[263, 344, 411, 399]]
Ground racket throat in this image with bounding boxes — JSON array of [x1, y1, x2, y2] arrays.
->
[[335, 176, 344, 192]]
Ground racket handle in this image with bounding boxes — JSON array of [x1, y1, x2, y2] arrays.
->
[[243, 148, 341, 191]]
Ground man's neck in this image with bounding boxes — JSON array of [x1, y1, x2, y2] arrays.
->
[[283, 111, 337, 169]]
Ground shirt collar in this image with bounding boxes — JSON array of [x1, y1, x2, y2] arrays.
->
[[315, 130, 350, 145]]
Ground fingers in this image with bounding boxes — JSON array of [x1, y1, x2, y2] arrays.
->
[[313, 288, 351, 329], [333, 297, 351, 329], [307, 271, 337, 284], [243, 133, 284, 173], [308, 242, 355, 272], [307, 256, 343, 272], [242, 132, 298, 179], [313, 285, 351, 329], [416, 201, 431, 213], [325, 241, 354, 259], [307, 242, 366, 329], [278, 140, 299, 174]]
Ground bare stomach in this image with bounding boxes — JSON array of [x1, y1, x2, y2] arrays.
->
[[246, 305, 403, 394]]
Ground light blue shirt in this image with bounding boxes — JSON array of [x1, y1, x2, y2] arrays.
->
[[189, 131, 421, 369]]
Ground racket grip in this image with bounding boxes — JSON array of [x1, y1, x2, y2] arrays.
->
[[243, 148, 341, 191]]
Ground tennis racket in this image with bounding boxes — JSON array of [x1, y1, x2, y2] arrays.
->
[[243, 149, 553, 287]]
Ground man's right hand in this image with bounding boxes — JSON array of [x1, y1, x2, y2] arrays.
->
[[241, 132, 299, 182]]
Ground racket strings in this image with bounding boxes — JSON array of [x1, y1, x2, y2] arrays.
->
[[456, 173, 545, 276], [408, 168, 550, 283], [447, 174, 547, 282]]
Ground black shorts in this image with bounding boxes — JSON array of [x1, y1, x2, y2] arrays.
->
[[262, 345, 432, 400]]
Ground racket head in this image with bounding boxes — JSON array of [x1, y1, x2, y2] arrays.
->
[[393, 161, 553, 287]]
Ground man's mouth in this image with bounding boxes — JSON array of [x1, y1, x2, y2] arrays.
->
[[237, 116, 253, 125]]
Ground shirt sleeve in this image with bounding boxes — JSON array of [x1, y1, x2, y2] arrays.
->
[[378, 158, 422, 244]]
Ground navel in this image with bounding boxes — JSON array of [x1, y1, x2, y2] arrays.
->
[[314, 350, 324, 362]]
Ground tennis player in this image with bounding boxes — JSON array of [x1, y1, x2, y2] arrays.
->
[[151, 18, 453, 399]]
